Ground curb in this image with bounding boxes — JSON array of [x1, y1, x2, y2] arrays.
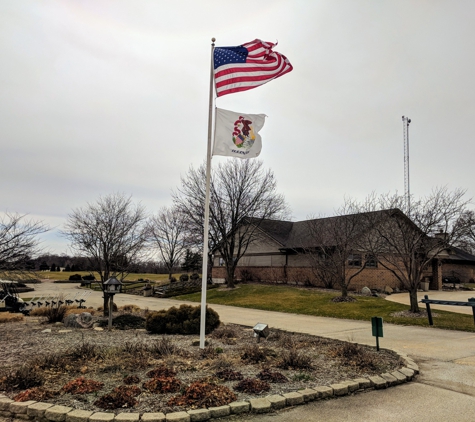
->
[[0, 354, 418, 422]]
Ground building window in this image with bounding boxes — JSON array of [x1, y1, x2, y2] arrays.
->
[[347, 254, 362, 268], [219, 257, 224, 266], [365, 255, 378, 268]]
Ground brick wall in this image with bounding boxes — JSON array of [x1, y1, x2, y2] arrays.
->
[[212, 258, 475, 291], [212, 265, 404, 291], [347, 268, 404, 291], [441, 263, 475, 283]]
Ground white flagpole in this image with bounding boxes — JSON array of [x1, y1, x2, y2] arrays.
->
[[200, 37, 216, 349]]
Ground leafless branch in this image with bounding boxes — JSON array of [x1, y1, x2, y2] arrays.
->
[[0, 212, 48, 280]]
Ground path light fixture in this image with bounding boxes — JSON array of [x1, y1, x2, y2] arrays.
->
[[104, 277, 123, 329], [253, 323, 269, 343]]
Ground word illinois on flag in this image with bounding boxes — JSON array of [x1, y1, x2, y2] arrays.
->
[[214, 39, 293, 97], [213, 108, 266, 159]]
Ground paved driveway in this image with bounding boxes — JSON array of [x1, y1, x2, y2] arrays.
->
[[386, 290, 475, 315]]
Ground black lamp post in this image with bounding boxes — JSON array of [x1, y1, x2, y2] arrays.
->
[[103, 277, 123, 329]]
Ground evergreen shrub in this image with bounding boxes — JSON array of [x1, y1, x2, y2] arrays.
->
[[145, 304, 220, 335]]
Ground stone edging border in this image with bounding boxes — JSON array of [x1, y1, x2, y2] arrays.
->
[[0, 351, 418, 422]]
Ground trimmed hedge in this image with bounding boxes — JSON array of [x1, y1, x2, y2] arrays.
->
[[97, 314, 145, 330], [145, 304, 220, 335], [159, 282, 218, 298]]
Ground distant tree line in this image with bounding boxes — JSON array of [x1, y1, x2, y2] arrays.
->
[[30, 254, 187, 275]]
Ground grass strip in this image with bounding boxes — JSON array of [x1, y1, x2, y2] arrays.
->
[[176, 284, 475, 332]]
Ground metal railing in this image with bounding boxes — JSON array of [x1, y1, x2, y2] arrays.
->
[[420, 295, 475, 326]]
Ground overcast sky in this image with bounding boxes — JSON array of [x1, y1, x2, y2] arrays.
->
[[1, 0, 474, 255]]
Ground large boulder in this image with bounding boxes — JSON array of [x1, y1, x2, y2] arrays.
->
[[361, 286, 372, 296], [384, 285, 394, 294], [63, 312, 94, 329]]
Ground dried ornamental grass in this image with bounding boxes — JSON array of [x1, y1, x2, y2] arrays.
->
[[257, 369, 288, 383], [62, 377, 104, 394], [234, 378, 270, 394], [64, 307, 96, 317], [146, 366, 177, 379], [167, 381, 237, 408], [142, 377, 182, 394], [0, 313, 24, 323], [0, 365, 44, 392], [119, 304, 142, 313], [123, 375, 141, 385], [215, 369, 244, 381], [13, 387, 59, 402], [94, 385, 141, 410]]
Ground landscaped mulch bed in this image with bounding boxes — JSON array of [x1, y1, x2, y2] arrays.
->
[[0, 314, 404, 415]]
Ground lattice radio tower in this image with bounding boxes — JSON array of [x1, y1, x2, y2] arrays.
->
[[402, 116, 411, 214]]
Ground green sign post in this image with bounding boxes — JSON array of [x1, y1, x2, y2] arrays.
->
[[371, 316, 383, 351]]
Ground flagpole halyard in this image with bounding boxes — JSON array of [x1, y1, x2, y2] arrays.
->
[[200, 37, 216, 349]]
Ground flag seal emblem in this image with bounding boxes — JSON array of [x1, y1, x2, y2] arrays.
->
[[213, 108, 265, 158], [232, 116, 256, 151]]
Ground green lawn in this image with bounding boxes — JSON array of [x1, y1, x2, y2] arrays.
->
[[176, 284, 475, 332]]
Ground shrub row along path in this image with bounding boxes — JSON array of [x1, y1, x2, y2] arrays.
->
[[20, 282, 475, 421]]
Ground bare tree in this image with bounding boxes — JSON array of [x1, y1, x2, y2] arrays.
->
[[358, 188, 471, 312], [62, 193, 149, 314], [457, 210, 475, 254], [148, 206, 189, 280], [173, 159, 289, 288], [172, 164, 215, 285], [305, 202, 370, 298], [0, 213, 48, 280]]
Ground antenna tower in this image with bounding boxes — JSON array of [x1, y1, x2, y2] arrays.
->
[[402, 116, 411, 213]]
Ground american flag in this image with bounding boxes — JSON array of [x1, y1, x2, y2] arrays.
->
[[214, 39, 293, 97]]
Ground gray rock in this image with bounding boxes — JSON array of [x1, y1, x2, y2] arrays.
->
[[79, 312, 93, 324], [63, 313, 94, 329], [361, 287, 371, 296], [63, 314, 79, 328]]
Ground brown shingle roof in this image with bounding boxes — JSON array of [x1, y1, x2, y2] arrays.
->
[[263, 210, 394, 249], [250, 218, 293, 246], [441, 246, 475, 263]]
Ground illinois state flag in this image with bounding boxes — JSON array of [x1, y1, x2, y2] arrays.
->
[[213, 108, 266, 159], [214, 39, 293, 97]]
